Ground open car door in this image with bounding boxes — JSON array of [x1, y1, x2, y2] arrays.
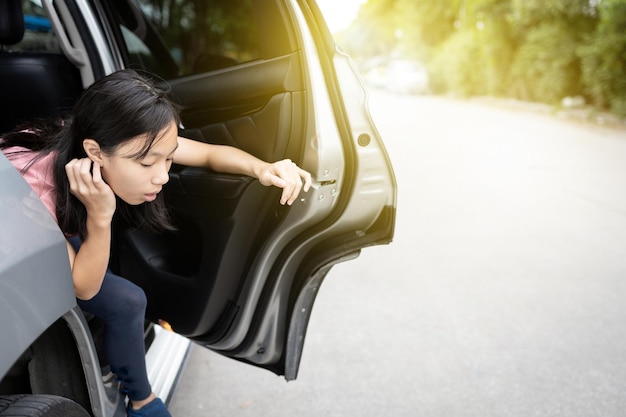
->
[[96, 0, 396, 380]]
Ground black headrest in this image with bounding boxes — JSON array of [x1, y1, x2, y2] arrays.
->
[[0, 0, 25, 46]]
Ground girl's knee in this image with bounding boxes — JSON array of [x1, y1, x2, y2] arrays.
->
[[82, 273, 147, 321], [116, 281, 147, 317]]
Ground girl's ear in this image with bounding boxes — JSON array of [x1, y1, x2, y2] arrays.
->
[[83, 139, 103, 163]]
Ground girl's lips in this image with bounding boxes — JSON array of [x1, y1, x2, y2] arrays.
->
[[144, 193, 158, 202]]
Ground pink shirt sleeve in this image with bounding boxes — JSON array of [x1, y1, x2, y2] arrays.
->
[[4, 147, 58, 221]]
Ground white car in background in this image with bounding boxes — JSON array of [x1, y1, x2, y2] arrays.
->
[[386, 59, 430, 95]]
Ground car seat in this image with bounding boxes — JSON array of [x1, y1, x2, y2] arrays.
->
[[0, 0, 83, 134]]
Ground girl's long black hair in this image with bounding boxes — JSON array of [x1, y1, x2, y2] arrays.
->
[[0, 69, 180, 239]]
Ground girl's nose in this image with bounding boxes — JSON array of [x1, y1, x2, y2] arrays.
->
[[152, 166, 170, 185]]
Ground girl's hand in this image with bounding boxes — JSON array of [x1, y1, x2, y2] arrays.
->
[[65, 158, 116, 223], [257, 159, 312, 206]]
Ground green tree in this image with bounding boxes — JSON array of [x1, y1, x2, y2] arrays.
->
[[506, 0, 597, 102], [465, 0, 517, 96], [334, 0, 398, 57], [430, 28, 483, 95], [395, 0, 460, 49], [579, 0, 626, 115], [427, 0, 517, 96], [509, 20, 585, 102], [138, 0, 260, 74], [342, 0, 625, 118]]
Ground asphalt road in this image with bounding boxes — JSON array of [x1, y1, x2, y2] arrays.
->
[[169, 91, 626, 417]]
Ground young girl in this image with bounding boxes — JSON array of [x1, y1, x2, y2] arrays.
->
[[0, 69, 311, 417]]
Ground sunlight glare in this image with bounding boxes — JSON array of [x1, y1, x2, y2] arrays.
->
[[317, 0, 367, 33]]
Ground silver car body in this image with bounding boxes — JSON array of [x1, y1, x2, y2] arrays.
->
[[0, 0, 396, 414]]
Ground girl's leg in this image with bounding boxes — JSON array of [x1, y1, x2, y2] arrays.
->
[[68, 237, 171, 416], [76, 270, 153, 402]]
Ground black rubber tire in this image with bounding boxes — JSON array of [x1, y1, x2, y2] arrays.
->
[[0, 395, 90, 417]]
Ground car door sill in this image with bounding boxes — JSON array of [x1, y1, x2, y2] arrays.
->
[[145, 326, 192, 404]]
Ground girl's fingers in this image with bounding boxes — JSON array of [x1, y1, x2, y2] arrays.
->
[[67, 158, 92, 195], [300, 168, 312, 192], [65, 158, 107, 196], [261, 159, 312, 205], [91, 160, 103, 185], [65, 158, 116, 219], [277, 160, 307, 206], [65, 158, 83, 193]]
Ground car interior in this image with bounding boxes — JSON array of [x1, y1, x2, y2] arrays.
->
[[0, 0, 83, 135]]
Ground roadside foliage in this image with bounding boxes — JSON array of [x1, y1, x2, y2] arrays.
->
[[337, 0, 626, 117]]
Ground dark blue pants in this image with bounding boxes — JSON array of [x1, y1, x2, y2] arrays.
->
[[68, 237, 152, 402]]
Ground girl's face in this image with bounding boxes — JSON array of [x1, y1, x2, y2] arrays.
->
[[100, 121, 179, 205]]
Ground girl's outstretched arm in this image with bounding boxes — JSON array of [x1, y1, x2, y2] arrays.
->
[[174, 137, 311, 206]]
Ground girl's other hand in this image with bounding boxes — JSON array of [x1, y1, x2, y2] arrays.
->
[[65, 158, 116, 222], [257, 159, 312, 206]]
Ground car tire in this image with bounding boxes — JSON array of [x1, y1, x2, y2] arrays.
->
[[0, 394, 90, 417]]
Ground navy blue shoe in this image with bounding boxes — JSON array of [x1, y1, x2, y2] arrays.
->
[[127, 398, 172, 417]]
